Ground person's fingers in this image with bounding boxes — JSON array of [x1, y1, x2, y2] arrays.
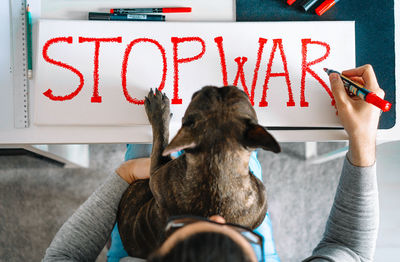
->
[[343, 65, 385, 99], [330, 73, 352, 107], [342, 64, 374, 77], [342, 66, 364, 77], [348, 76, 365, 86], [342, 64, 378, 88]]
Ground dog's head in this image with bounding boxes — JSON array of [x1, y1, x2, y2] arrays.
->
[[163, 86, 280, 156]]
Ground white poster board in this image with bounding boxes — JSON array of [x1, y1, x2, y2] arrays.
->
[[34, 20, 355, 127]]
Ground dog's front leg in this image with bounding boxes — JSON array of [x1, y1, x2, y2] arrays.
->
[[145, 88, 172, 174]]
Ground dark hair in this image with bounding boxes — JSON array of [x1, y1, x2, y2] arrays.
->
[[147, 232, 251, 262]]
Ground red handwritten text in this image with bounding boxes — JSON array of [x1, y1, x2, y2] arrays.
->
[[42, 37, 85, 101], [121, 38, 167, 104], [41, 36, 331, 108], [79, 37, 122, 103]]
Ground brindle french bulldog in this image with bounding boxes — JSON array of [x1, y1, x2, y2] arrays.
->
[[117, 86, 280, 258]]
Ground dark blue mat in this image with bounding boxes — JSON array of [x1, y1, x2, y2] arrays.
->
[[236, 0, 396, 129]]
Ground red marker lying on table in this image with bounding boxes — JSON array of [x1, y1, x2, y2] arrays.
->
[[316, 0, 340, 16], [324, 68, 392, 112]]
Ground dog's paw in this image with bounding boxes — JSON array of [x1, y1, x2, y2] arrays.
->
[[145, 88, 171, 127]]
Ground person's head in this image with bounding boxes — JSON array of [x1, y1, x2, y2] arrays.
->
[[147, 215, 264, 262]]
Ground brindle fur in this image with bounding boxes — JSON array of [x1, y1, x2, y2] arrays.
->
[[117, 86, 281, 258]]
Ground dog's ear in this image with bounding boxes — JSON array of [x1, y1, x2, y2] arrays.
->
[[162, 127, 197, 156], [244, 124, 281, 153]]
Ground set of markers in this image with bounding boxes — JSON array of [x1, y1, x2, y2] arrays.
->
[[287, 0, 340, 16], [88, 7, 192, 21]]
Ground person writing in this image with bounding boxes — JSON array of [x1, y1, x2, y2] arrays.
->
[[43, 64, 382, 262]]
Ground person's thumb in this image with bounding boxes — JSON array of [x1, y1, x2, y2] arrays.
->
[[330, 73, 350, 107]]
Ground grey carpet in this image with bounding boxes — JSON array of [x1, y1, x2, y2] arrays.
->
[[260, 142, 344, 261], [0, 142, 345, 262]]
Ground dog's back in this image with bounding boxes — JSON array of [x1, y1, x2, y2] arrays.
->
[[117, 86, 280, 258]]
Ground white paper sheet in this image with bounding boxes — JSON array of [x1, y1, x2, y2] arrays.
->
[[34, 20, 355, 127]]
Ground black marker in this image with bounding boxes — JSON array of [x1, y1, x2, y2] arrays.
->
[[301, 0, 319, 11], [89, 12, 165, 21], [110, 7, 192, 14]]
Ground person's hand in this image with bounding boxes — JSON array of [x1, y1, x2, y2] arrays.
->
[[330, 64, 384, 166], [116, 158, 151, 184]]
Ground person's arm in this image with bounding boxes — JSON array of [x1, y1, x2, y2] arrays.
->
[[304, 155, 378, 262], [304, 65, 383, 262], [43, 158, 150, 261]]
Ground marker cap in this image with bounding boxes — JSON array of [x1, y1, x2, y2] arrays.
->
[[365, 93, 392, 112], [316, 0, 336, 16]]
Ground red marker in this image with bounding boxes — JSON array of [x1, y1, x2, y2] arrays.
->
[[324, 68, 392, 112], [315, 0, 340, 16], [287, 0, 297, 5], [110, 7, 192, 14]]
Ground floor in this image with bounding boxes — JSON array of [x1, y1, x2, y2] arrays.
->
[[0, 142, 398, 261]]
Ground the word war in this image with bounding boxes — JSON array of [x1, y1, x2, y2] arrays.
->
[[41, 35, 333, 108]]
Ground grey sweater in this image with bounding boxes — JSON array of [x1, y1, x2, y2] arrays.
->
[[43, 155, 378, 262]]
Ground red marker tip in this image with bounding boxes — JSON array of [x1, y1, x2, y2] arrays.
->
[[110, 9, 114, 14], [287, 0, 297, 5]]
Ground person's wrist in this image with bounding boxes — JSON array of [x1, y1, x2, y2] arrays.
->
[[348, 136, 376, 167]]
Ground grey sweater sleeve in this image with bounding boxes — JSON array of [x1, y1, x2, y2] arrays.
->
[[43, 173, 129, 262], [303, 154, 379, 262]]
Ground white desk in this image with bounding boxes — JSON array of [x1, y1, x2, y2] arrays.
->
[[1, 0, 399, 149]]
